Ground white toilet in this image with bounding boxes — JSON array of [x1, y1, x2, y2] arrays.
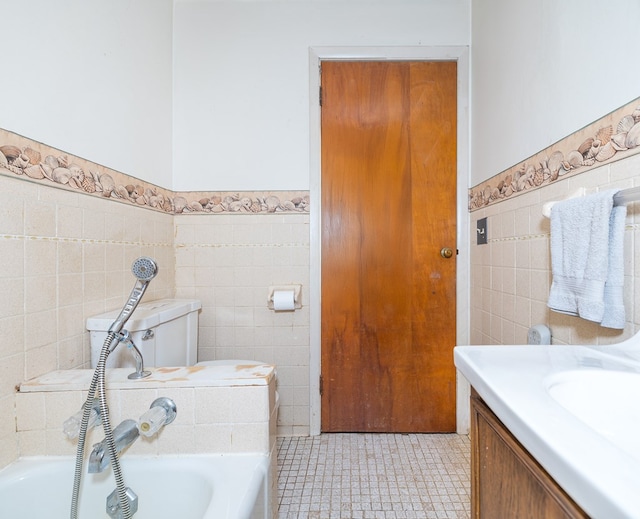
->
[[87, 298, 265, 370], [87, 299, 201, 368]]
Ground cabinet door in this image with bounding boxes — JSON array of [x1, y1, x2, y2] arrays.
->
[[470, 390, 589, 519]]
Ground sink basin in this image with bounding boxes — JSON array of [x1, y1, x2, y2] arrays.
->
[[546, 369, 640, 462]]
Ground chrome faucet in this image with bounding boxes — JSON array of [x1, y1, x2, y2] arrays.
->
[[88, 419, 140, 473]]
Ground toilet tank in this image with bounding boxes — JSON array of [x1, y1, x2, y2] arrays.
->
[[87, 299, 202, 368]]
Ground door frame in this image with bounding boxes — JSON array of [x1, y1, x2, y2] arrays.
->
[[309, 46, 471, 436]]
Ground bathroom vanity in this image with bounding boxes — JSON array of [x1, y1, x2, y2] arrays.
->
[[455, 340, 640, 519], [471, 389, 586, 518]]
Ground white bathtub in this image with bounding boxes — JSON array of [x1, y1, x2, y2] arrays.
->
[[0, 453, 270, 518]]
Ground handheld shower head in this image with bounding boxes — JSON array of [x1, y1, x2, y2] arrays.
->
[[131, 256, 157, 282], [108, 257, 159, 334]]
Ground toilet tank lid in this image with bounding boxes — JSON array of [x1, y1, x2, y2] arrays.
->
[[86, 299, 202, 332]]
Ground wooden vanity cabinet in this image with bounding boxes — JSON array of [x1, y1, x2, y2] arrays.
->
[[470, 389, 589, 519]]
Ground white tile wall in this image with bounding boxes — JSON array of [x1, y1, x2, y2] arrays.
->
[[174, 213, 311, 436], [0, 174, 175, 468], [0, 170, 308, 469], [14, 379, 276, 457], [470, 153, 640, 346]]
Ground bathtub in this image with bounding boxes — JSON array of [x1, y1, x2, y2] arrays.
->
[[0, 453, 270, 518]]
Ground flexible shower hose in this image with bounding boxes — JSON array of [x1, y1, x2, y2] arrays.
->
[[70, 332, 133, 519]]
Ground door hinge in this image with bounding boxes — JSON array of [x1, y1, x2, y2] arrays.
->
[[319, 374, 323, 395], [319, 86, 323, 107]]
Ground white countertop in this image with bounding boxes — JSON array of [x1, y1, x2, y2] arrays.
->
[[454, 339, 640, 519]]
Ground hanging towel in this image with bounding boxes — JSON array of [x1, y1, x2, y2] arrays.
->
[[547, 189, 626, 329], [600, 204, 627, 328]]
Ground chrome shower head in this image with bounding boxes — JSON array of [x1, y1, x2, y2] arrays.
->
[[131, 257, 158, 282], [108, 257, 158, 334]]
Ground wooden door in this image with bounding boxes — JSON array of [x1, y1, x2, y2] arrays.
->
[[320, 60, 457, 432]]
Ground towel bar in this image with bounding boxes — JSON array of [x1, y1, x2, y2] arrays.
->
[[612, 186, 640, 206], [542, 186, 640, 218]]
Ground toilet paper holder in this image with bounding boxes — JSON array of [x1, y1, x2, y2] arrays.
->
[[267, 284, 302, 310]]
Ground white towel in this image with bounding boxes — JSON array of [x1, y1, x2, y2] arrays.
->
[[600, 204, 627, 328], [547, 189, 627, 329]]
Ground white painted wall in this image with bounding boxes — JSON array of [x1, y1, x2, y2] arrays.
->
[[5, 1, 636, 192], [0, 0, 174, 187], [172, 0, 470, 191], [471, 0, 640, 186], [0, 1, 469, 191]]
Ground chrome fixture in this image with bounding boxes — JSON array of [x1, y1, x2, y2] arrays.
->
[[108, 257, 158, 335], [70, 257, 159, 519], [114, 329, 151, 380], [88, 419, 140, 474], [107, 487, 139, 519]]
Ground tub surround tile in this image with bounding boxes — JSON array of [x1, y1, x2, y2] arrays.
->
[[231, 422, 270, 453], [15, 392, 44, 432], [43, 391, 83, 430], [195, 387, 233, 424], [0, 316, 23, 358], [17, 430, 46, 457], [194, 424, 233, 453], [117, 387, 160, 424], [24, 342, 57, 381], [57, 305, 84, 340], [0, 442, 18, 471], [154, 387, 195, 427], [14, 367, 277, 458], [0, 354, 24, 399], [0, 278, 24, 319], [44, 428, 78, 456], [155, 423, 196, 455]]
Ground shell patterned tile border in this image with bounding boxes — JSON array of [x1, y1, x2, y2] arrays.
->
[[469, 96, 640, 212], [0, 128, 309, 215]]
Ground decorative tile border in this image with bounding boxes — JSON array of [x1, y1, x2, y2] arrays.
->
[[0, 128, 309, 215], [469, 97, 640, 212]]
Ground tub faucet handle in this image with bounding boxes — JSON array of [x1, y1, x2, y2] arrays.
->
[[63, 398, 101, 440], [138, 397, 177, 437]]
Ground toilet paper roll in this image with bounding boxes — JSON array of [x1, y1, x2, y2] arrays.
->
[[273, 290, 295, 311]]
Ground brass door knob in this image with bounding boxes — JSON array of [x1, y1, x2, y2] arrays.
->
[[440, 247, 454, 259]]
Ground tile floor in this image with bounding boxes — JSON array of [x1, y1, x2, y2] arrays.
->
[[277, 433, 471, 519]]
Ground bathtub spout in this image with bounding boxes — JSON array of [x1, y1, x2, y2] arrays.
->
[[89, 419, 139, 474]]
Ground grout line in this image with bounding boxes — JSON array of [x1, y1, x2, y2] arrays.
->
[[175, 242, 310, 249], [1, 234, 172, 247], [486, 224, 639, 245]]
